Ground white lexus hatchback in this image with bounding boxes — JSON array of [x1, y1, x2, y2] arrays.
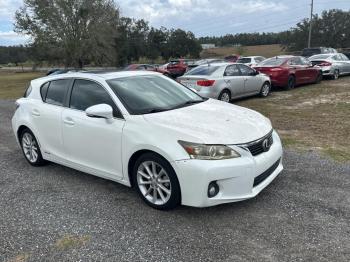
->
[[12, 71, 283, 209]]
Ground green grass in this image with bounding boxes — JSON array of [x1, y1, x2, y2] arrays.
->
[[0, 71, 44, 99]]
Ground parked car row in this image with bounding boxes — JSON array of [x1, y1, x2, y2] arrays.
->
[[175, 51, 350, 102]]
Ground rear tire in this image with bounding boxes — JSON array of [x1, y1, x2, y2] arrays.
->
[[260, 82, 271, 97], [218, 89, 231, 102], [286, 75, 296, 90], [20, 128, 46, 166], [132, 153, 181, 210]]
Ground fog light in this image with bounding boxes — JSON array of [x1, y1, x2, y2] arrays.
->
[[208, 181, 219, 198]]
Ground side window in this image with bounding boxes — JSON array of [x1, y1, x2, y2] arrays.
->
[[69, 79, 122, 118], [300, 57, 311, 65], [224, 65, 240, 76], [289, 57, 302, 65], [341, 54, 349, 61], [238, 64, 255, 76], [45, 79, 70, 106], [40, 82, 50, 100], [24, 84, 32, 98]]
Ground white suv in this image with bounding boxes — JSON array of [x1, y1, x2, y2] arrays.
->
[[12, 71, 283, 209]]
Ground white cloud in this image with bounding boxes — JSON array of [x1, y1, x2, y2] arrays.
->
[[0, 31, 29, 45], [0, 0, 22, 20], [119, 0, 287, 25]]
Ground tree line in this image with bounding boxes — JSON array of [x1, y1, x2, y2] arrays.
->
[[0, 2, 349, 67]]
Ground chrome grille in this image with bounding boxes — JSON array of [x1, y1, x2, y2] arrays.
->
[[238, 131, 273, 156]]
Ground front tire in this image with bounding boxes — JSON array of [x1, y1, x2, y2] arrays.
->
[[332, 69, 339, 80], [20, 128, 46, 166], [218, 89, 231, 102], [260, 82, 271, 97], [315, 72, 322, 83], [132, 153, 181, 210]]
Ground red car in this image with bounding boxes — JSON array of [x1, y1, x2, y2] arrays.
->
[[254, 56, 322, 89], [125, 64, 171, 77], [166, 59, 196, 77], [224, 54, 240, 62]]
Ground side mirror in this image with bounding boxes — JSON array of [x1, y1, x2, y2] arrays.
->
[[86, 104, 113, 119]]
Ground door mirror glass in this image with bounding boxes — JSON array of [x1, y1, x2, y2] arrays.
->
[[86, 104, 114, 119], [249, 70, 259, 76]]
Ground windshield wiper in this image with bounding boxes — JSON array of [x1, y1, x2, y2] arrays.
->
[[171, 99, 205, 110], [143, 108, 170, 114]]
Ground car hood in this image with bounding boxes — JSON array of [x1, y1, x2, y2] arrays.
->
[[143, 99, 272, 144]]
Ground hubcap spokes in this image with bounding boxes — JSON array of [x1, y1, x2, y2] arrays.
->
[[137, 161, 171, 205], [262, 84, 269, 96], [221, 93, 230, 102], [22, 133, 38, 163]]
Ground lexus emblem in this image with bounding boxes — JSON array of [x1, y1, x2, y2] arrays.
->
[[262, 139, 271, 152]]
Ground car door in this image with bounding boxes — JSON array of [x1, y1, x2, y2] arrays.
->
[[61, 79, 125, 179], [300, 56, 318, 83], [340, 54, 350, 73], [223, 65, 245, 98], [30, 78, 71, 160], [237, 64, 261, 94], [288, 57, 307, 84]]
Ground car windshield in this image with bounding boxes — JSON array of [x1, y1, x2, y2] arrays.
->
[[185, 65, 220, 76], [107, 75, 205, 115], [259, 57, 287, 66], [237, 58, 251, 63], [310, 54, 331, 60]]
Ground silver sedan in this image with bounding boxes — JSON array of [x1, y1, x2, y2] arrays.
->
[[177, 63, 271, 102], [310, 53, 350, 79]]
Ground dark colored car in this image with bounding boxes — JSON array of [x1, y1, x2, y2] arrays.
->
[[301, 47, 337, 57], [125, 64, 171, 77], [254, 56, 322, 89], [224, 54, 240, 62]]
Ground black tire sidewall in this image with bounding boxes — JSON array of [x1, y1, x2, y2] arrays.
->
[[20, 128, 45, 166], [132, 153, 181, 210], [287, 75, 295, 90]]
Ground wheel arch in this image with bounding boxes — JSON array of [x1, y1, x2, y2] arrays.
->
[[127, 149, 177, 188]]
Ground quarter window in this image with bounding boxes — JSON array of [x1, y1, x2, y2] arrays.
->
[[45, 79, 70, 106], [69, 79, 121, 118], [40, 82, 50, 100]]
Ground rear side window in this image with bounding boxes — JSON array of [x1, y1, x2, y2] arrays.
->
[[69, 79, 121, 118], [24, 84, 32, 98], [40, 82, 50, 100], [45, 79, 70, 106], [224, 65, 240, 76], [237, 58, 251, 63]]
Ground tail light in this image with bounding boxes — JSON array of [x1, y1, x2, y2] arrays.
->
[[318, 62, 332, 67], [197, 80, 215, 86]]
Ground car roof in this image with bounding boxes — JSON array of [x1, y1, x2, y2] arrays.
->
[[31, 70, 161, 85]]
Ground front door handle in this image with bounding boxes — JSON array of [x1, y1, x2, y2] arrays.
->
[[63, 118, 75, 126], [32, 109, 40, 116]]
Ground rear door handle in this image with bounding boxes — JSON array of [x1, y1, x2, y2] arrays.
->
[[63, 118, 75, 126], [32, 109, 40, 116]]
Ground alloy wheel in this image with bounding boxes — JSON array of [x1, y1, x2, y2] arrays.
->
[[22, 132, 38, 163], [136, 161, 172, 205], [220, 92, 230, 102], [261, 83, 270, 96]]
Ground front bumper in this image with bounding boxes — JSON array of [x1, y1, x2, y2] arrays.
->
[[173, 130, 283, 207], [320, 66, 335, 76]]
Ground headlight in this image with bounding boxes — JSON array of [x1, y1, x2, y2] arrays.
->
[[178, 140, 240, 160]]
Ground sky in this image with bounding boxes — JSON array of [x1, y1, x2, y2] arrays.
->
[[0, 0, 349, 46]]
